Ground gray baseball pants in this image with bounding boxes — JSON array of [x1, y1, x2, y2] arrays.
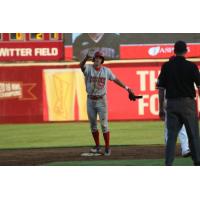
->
[[87, 96, 109, 133]]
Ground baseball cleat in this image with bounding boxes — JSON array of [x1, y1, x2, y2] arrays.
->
[[90, 146, 102, 154], [104, 148, 111, 156]]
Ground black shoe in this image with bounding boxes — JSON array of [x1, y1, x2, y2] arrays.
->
[[194, 162, 200, 166], [182, 151, 191, 158]]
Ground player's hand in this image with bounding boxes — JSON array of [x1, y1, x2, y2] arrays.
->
[[128, 89, 136, 101], [85, 53, 92, 60], [127, 88, 143, 101], [85, 52, 92, 60], [86, 49, 94, 60], [159, 110, 165, 121]]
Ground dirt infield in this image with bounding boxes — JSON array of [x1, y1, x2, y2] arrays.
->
[[0, 145, 182, 166]]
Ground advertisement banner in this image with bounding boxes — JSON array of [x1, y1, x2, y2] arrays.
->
[[120, 44, 200, 59], [64, 33, 200, 61], [43, 69, 87, 121], [0, 42, 63, 61], [43, 63, 200, 121], [43, 65, 161, 121], [107, 66, 160, 120], [0, 67, 43, 123], [1, 61, 200, 123]]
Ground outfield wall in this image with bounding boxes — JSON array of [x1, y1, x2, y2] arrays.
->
[[0, 60, 200, 123]]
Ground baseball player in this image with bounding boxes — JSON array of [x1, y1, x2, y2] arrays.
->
[[80, 51, 138, 156]]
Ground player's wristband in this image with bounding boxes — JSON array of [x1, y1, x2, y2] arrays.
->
[[125, 86, 129, 91]]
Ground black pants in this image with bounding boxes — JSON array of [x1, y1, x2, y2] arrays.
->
[[166, 97, 200, 166]]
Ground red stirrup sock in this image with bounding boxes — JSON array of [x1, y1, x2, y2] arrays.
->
[[103, 131, 110, 149], [92, 130, 100, 147]]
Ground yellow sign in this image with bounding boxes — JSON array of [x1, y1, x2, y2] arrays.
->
[[44, 69, 88, 121]]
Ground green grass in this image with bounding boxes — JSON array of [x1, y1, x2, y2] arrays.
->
[[0, 121, 165, 149], [0, 122, 194, 166], [45, 157, 193, 166]]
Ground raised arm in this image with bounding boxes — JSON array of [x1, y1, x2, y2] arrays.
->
[[80, 54, 91, 72]]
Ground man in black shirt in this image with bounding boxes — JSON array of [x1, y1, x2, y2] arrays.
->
[[157, 41, 200, 166], [73, 33, 119, 61]]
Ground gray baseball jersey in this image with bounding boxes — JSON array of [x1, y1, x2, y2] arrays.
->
[[83, 64, 116, 96]]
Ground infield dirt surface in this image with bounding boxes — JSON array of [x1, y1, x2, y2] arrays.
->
[[0, 144, 182, 166]]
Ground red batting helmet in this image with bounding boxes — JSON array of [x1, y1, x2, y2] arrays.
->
[[92, 51, 104, 64]]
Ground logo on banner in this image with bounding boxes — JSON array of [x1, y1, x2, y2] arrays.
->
[[148, 46, 191, 57], [148, 46, 174, 56], [148, 47, 161, 56], [0, 82, 37, 100]]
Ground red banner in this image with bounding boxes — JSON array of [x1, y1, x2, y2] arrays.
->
[[107, 65, 160, 120], [1, 61, 200, 123], [0, 67, 44, 123], [120, 44, 200, 59], [0, 42, 63, 61]]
